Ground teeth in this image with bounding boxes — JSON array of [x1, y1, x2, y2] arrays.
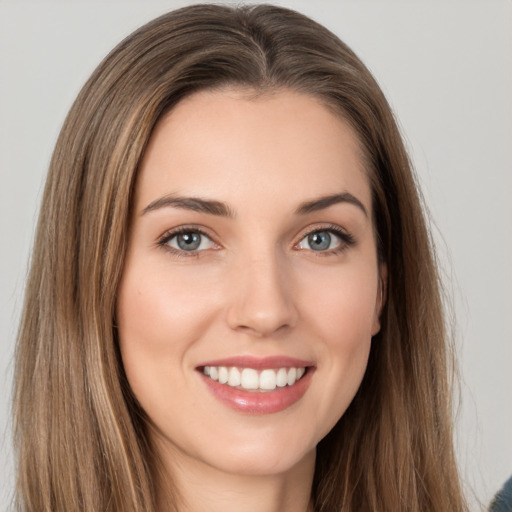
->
[[209, 366, 218, 380], [218, 366, 229, 384], [202, 366, 307, 391], [228, 367, 241, 387], [241, 368, 259, 390], [276, 368, 288, 387], [259, 369, 276, 390]]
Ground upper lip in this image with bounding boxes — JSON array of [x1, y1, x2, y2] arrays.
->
[[197, 355, 314, 370]]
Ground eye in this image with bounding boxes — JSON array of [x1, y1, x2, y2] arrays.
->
[[298, 230, 339, 251], [160, 229, 216, 253], [296, 227, 354, 253]]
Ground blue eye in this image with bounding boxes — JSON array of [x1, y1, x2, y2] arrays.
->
[[297, 228, 352, 252], [164, 230, 215, 252], [306, 231, 334, 251]]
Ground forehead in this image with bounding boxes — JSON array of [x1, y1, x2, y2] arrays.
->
[[135, 87, 372, 214]]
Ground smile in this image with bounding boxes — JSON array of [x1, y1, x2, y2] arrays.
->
[[203, 366, 306, 392], [198, 357, 314, 414]]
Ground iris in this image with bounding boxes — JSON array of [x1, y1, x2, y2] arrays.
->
[[308, 231, 332, 251], [177, 232, 202, 251]]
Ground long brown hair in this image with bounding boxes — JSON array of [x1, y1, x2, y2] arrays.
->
[[14, 4, 467, 511]]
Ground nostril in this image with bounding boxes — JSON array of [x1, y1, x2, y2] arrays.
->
[[231, 321, 292, 338]]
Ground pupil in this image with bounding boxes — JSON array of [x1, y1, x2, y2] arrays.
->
[[177, 232, 201, 250], [309, 232, 331, 251]]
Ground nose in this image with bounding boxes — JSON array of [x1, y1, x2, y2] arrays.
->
[[226, 251, 298, 337]]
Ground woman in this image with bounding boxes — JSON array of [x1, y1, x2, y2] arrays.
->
[[13, 4, 468, 511]]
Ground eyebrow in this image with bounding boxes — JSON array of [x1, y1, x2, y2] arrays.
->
[[142, 191, 367, 218], [142, 195, 235, 217], [295, 192, 368, 217]]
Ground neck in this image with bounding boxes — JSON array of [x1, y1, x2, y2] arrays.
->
[[155, 445, 316, 512]]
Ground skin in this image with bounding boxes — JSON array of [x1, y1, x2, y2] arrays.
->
[[117, 88, 385, 512]]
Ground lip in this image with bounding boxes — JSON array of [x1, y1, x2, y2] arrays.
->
[[198, 355, 313, 370], [197, 356, 315, 415]]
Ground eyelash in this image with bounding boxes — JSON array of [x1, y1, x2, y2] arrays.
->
[[157, 226, 217, 258], [295, 224, 356, 256], [156, 224, 356, 258]]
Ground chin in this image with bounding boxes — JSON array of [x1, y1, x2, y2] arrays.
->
[[206, 444, 316, 477]]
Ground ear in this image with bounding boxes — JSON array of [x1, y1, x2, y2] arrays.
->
[[371, 263, 387, 336]]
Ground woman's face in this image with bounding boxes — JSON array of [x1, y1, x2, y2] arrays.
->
[[117, 88, 384, 477]]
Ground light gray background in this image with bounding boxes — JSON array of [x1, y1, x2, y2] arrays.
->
[[1, 1, 511, 509]]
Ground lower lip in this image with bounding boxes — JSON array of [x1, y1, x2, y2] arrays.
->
[[199, 369, 314, 414]]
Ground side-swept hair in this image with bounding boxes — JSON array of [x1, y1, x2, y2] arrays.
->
[[14, 4, 467, 511]]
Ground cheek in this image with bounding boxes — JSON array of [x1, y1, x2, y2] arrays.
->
[[117, 262, 217, 351], [298, 262, 378, 432], [115, 265, 213, 402], [115, 267, 222, 451], [300, 257, 380, 343], [316, 270, 377, 375]]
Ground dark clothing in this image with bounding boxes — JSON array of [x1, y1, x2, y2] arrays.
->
[[490, 476, 512, 512]]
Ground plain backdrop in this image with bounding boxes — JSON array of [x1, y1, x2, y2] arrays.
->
[[1, 1, 511, 509]]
